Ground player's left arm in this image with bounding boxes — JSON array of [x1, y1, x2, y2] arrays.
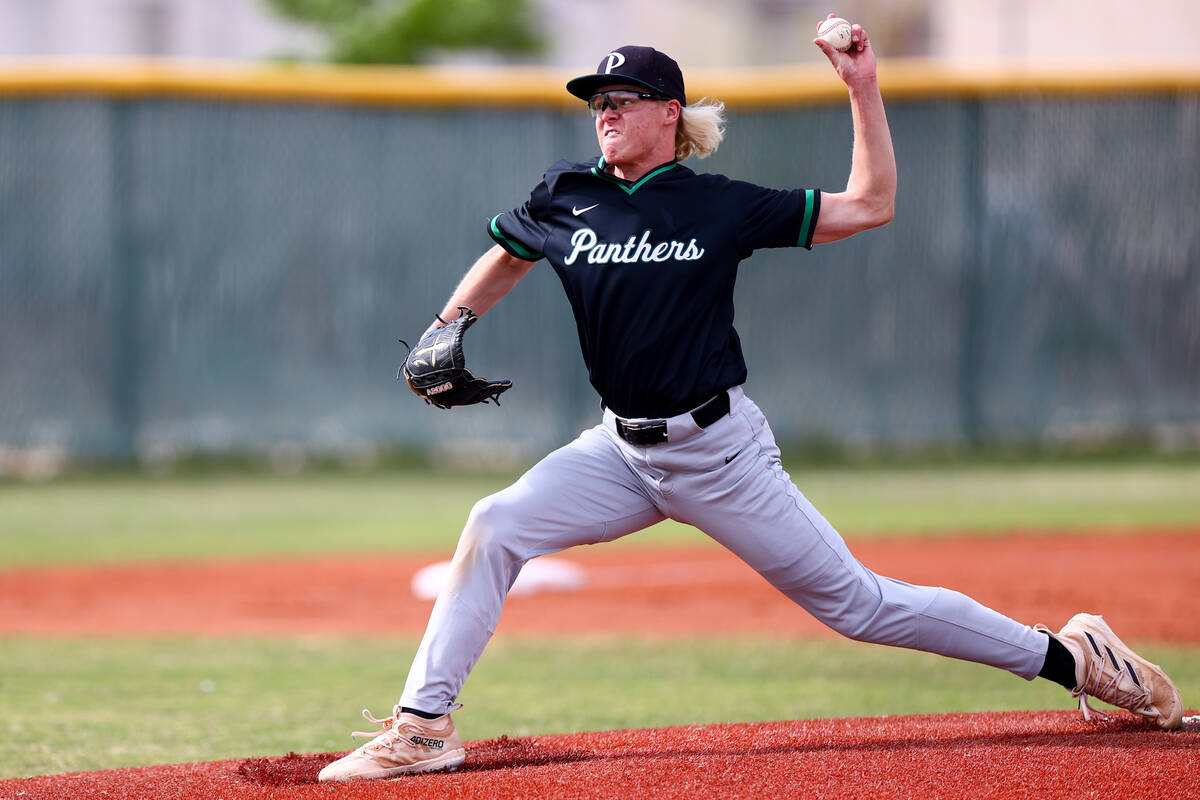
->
[[432, 245, 537, 326], [810, 17, 897, 245]]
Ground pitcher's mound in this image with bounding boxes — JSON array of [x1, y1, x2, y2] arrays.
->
[[7, 711, 1196, 800]]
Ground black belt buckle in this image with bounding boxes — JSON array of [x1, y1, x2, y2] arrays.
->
[[615, 419, 668, 446]]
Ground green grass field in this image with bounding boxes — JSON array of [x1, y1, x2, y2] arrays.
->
[[1, 462, 1198, 779], [1, 462, 1197, 566], [4, 636, 1197, 779]]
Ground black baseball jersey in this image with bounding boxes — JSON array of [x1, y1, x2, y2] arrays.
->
[[488, 156, 820, 419]]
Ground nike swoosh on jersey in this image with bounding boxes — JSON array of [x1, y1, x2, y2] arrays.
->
[[572, 203, 599, 216]]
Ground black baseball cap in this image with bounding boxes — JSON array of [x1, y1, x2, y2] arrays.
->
[[566, 45, 686, 105]]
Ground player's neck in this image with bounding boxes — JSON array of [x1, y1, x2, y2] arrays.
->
[[605, 142, 677, 182], [606, 153, 675, 182]]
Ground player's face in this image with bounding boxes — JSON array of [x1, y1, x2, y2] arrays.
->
[[592, 84, 675, 170]]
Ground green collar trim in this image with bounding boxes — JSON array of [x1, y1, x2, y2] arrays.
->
[[590, 157, 678, 195]]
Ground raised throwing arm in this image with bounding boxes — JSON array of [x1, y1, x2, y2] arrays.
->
[[810, 16, 897, 245]]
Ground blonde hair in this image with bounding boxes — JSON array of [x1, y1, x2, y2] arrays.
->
[[674, 98, 726, 161]]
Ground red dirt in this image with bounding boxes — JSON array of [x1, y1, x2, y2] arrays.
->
[[3, 527, 1198, 798], [2, 712, 1197, 800], [1, 528, 1198, 641]]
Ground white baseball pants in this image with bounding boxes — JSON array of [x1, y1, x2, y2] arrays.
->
[[400, 387, 1049, 713]]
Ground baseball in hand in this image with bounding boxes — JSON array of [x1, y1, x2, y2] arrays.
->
[[816, 17, 853, 51]]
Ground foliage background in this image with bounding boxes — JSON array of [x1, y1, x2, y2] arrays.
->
[[261, 0, 543, 63]]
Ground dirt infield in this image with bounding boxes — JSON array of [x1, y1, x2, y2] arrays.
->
[[2, 528, 1198, 641], [3, 527, 1198, 798], [2, 712, 1197, 800]]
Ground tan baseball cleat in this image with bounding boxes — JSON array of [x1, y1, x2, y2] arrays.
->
[[318, 704, 465, 781], [1043, 613, 1183, 730]]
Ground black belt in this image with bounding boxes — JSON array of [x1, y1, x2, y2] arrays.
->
[[614, 391, 731, 446]]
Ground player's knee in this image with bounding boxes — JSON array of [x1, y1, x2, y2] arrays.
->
[[819, 595, 883, 642], [460, 494, 527, 563], [829, 579, 930, 647], [835, 608, 891, 643]]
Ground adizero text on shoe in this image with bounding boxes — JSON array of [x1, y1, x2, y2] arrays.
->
[[318, 705, 466, 782], [1051, 613, 1183, 731]]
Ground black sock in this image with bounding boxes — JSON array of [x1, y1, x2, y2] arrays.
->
[[401, 706, 443, 720], [1037, 631, 1078, 691]]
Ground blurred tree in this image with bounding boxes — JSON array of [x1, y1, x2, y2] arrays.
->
[[262, 0, 543, 64]]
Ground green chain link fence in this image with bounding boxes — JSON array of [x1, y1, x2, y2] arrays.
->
[[1, 83, 1197, 468]]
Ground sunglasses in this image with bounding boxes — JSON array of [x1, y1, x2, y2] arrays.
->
[[587, 90, 670, 117]]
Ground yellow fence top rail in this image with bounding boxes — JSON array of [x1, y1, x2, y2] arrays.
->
[[1, 58, 1198, 108]]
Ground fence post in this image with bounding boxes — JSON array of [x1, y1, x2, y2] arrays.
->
[[959, 99, 984, 446], [110, 99, 140, 463]]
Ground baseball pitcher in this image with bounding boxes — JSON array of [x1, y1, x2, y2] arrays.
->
[[319, 15, 1183, 782]]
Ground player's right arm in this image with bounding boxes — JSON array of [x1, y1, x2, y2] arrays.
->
[[809, 18, 897, 245], [432, 245, 537, 326]]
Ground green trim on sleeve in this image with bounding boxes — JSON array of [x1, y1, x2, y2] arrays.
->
[[797, 189, 819, 249], [489, 213, 540, 260]]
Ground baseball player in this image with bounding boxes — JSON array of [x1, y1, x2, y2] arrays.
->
[[318, 16, 1183, 782]]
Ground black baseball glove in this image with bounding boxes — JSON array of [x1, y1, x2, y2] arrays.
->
[[399, 307, 512, 409]]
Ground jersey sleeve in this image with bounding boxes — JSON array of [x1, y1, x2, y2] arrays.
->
[[487, 175, 553, 261], [730, 181, 822, 252]]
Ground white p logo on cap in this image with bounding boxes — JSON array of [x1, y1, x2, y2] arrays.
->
[[602, 52, 626, 73]]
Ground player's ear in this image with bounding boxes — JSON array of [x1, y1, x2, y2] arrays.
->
[[664, 99, 681, 123]]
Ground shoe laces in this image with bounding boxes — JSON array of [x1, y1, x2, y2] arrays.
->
[[1071, 647, 1155, 723], [351, 703, 463, 749], [351, 705, 400, 740]]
